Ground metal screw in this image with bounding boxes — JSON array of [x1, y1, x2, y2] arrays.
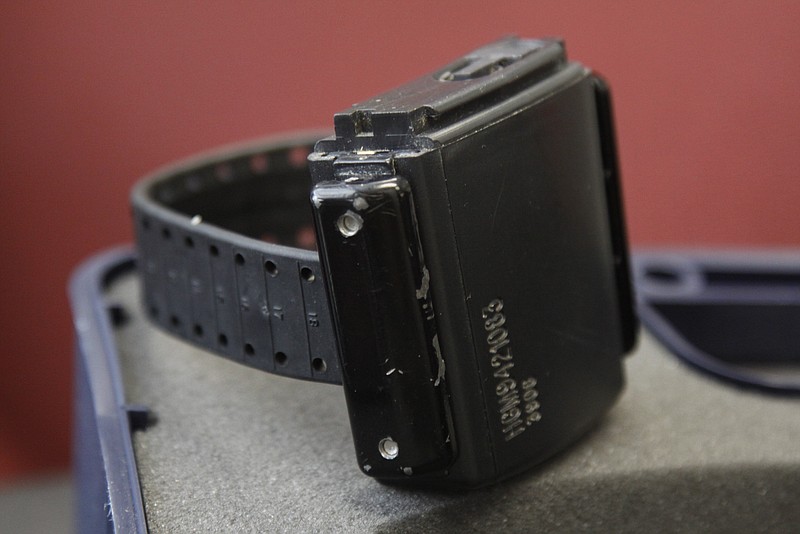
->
[[378, 437, 399, 460], [336, 210, 363, 237]]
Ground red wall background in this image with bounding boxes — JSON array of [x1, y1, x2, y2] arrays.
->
[[1, 2, 798, 483]]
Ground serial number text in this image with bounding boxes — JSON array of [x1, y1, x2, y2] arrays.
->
[[481, 298, 542, 442]]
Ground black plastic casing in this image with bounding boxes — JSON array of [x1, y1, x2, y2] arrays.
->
[[309, 37, 637, 488]]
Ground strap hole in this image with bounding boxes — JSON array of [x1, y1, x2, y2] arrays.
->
[[300, 266, 315, 282], [288, 146, 310, 168], [169, 315, 180, 328], [215, 163, 233, 182], [141, 218, 151, 230], [192, 324, 204, 337], [148, 305, 159, 318], [184, 236, 194, 248], [235, 253, 245, 265], [312, 358, 327, 373], [250, 153, 269, 174], [209, 245, 220, 257], [264, 260, 278, 276], [295, 225, 316, 250], [185, 174, 203, 192], [275, 351, 288, 366], [244, 343, 255, 356], [218, 333, 228, 347], [161, 227, 172, 240]]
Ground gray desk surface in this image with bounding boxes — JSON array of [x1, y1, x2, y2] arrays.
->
[[107, 272, 800, 533]]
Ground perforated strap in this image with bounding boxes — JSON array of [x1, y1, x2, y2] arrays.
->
[[131, 132, 342, 384]]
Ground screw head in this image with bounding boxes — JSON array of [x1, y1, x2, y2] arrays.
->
[[336, 210, 364, 237], [378, 437, 399, 460]]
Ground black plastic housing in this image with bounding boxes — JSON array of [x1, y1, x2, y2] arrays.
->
[[309, 37, 636, 487], [311, 177, 454, 478]]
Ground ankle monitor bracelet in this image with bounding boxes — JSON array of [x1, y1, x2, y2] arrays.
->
[[131, 37, 637, 488]]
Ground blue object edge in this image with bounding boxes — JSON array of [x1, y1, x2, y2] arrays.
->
[[69, 246, 146, 533], [633, 249, 800, 396]]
